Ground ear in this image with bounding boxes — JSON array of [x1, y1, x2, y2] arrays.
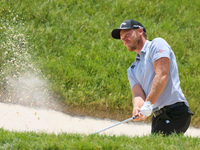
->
[[138, 28, 143, 35]]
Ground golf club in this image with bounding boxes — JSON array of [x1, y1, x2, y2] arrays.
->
[[91, 116, 138, 135]]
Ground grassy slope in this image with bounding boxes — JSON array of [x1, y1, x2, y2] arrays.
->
[[0, 0, 200, 126]]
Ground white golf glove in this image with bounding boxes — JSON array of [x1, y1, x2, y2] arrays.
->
[[140, 101, 153, 117]]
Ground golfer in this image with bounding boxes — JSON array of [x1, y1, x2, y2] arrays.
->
[[111, 19, 193, 135]]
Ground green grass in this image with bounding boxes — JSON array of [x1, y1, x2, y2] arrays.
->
[[0, 128, 200, 150]]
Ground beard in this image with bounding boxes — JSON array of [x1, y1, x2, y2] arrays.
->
[[127, 36, 141, 52]]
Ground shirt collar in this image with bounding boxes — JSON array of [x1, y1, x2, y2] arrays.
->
[[140, 40, 150, 53], [135, 40, 150, 60], [136, 54, 140, 60]]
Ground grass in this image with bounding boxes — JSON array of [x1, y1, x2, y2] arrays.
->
[[0, 128, 200, 150]]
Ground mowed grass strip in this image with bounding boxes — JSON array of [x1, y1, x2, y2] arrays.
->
[[0, 128, 200, 150]]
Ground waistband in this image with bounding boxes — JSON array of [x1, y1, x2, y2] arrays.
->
[[153, 102, 185, 117]]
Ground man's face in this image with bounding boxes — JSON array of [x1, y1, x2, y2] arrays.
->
[[120, 29, 141, 52]]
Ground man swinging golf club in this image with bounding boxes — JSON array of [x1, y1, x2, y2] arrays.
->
[[111, 19, 193, 135]]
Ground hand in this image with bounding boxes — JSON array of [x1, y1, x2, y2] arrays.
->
[[132, 106, 146, 121], [140, 101, 153, 117]]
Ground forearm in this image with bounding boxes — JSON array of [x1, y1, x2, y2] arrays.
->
[[132, 96, 146, 120], [131, 84, 146, 107], [146, 73, 168, 104], [132, 96, 145, 108]]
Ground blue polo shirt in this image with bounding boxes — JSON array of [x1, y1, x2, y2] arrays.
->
[[127, 38, 188, 109]]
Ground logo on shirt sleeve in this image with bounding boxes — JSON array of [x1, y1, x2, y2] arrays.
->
[[159, 49, 164, 53]]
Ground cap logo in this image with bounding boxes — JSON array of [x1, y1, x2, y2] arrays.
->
[[120, 23, 126, 28], [133, 25, 143, 29]]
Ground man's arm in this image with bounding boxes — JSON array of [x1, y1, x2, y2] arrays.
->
[[146, 57, 170, 104], [133, 57, 170, 121], [132, 84, 146, 121]]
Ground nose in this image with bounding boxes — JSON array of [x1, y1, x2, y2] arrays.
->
[[121, 37, 128, 45], [121, 36, 126, 41]]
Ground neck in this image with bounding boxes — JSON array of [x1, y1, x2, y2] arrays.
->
[[135, 38, 146, 55]]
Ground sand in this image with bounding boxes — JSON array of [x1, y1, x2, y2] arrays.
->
[[0, 102, 199, 137]]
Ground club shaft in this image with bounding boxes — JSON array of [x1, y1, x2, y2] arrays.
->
[[92, 116, 137, 135]]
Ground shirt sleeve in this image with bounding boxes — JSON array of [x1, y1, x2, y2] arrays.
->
[[150, 38, 171, 63], [127, 68, 138, 90]]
